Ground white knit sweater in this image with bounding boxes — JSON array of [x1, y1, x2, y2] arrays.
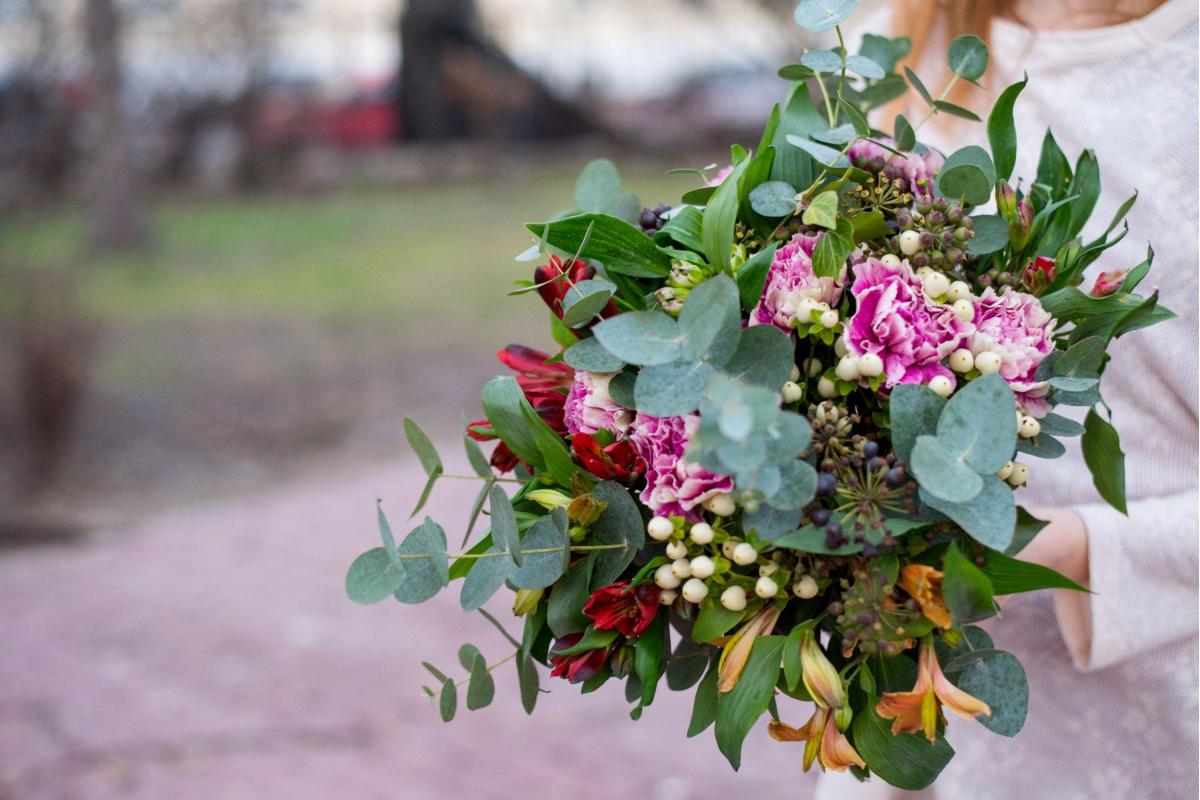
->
[[819, 3, 1200, 798]]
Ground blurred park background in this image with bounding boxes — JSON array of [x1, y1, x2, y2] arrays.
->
[[0, 1, 837, 798]]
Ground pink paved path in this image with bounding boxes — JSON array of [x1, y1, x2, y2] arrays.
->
[[0, 452, 819, 799]]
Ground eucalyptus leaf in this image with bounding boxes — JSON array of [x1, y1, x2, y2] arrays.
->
[[481, 376, 543, 468], [439, 678, 457, 721], [564, 336, 624, 373], [947, 34, 988, 80], [845, 54, 885, 79], [393, 517, 450, 604], [679, 274, 742, 365], [749, 181, 798, 218], [920, 478, 1016, 552], [968, 214, 1008, 255], [634, 361, 715, 416], [560, 279, 617, 328], [793, 0, 859, 33], [459, 546, 513, 611], [722, 324, 795, 389], [888, 383, 946, 462], [938, 146, 995, 206], [592, 310, 683, 366], [590, 481, 646, 587], [345, 547, 406, 605], [800, 49, 843, 73], [466, 654, 496, 710], [509, 515, 569, 590], [958, 651, 1028, 737], [490, 484, 523, 566]]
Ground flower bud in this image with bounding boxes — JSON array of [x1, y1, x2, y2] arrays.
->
[[800, 631, 850, 724], [1091, 269, 1128, 297], [527, 489, 572, 510], [512, 587, 544, 616], [609, 644, 635, 678], [568, 494, 606, 526], [1010, 199, 1034, 250], [995, 180, 1017, 220]]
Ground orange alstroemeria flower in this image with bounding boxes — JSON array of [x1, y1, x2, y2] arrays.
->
[[875, 639, 991, 742], [898, 564, 952, 629], [717, 605, 781, 692], [769, 707, 865, 773]]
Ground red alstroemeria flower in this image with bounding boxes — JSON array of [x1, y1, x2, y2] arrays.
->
[[498, 344, 574, 393], [548, 633, 610, 684], [1091, 269, 1128, 297], [1021, 255, 1057, 293], [571, 433, 646, 484], [583, 581, 660, 638], [534, 255, 617, 322]]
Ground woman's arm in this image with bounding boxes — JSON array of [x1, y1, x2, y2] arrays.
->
[[1020, 491, 1199, 671]]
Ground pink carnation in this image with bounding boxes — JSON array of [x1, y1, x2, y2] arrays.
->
[[749, 233, 845, 331], [845, 258, 973, 388], [848, 138, 943, 197], [968, 288, 1057, 417], [629, 413, 733, 521], [564, 371, 633, 436]]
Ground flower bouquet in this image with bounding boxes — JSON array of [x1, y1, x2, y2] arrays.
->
[[345, 0, 1171, 789]]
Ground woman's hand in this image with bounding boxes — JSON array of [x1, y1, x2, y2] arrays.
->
[[1017, 507, 1090, 586]]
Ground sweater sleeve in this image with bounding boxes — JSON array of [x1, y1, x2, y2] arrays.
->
[[1053, 489, 1199, 671]]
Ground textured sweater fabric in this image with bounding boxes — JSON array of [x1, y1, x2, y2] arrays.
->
[[817, 3, 1199, 798]]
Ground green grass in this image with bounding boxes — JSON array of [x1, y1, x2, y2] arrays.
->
[[1, 160, 698, 327]]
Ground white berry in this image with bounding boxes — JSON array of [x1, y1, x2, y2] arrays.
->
[[681, 578, 709, 604], [689, 522, 715, 545], [952, 298, 975, 322], [690, 555, 716, 579], [665, 541, 688, 560], [759, 561, 779, 577], [834, 336, 848, 358], [654, 563, 681, 589], [671, 558, 693, 579], [899, 230, 922, 256], [755, 576, 780, 599], [794, 574, 819, 599], [721, 540, 738, 559], [975, 351, 1002, 374], [835, 356, 860, 382], [1007, 462, 1030, 487], [928, 375, 954, 398], [880, 253, 902, 267], [647, 516, 674, 541], [949, 349, 974, 373], [720, 585, 748, 611], [808, 358, 823, 377], [1018, 416, 1041, 438], [819, 309, 839, 329], [857, 352, 884, 378], [795, 298, 822, 325], [659, 589, 678, 605], [923, 271, 951, 299], [731, 542, 758, 566], [817, 376, 837, 398], [996, 460, 1014, 480], [947, 280, 972, 302], [789, 363, 802, 382], [781, 381, 803, 404], [705, 493, 736, 517]]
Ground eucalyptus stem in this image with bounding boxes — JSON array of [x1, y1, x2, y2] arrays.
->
[[428, 650, 519, 698], [398, 542, 628, 561], [834, 26, 848, 122], [815, 70, 836, 127], [914, 73, 962, 132]]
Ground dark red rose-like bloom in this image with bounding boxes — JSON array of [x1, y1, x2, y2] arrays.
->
[[534, 255, 617, 322], [1021, 255, 1057, 293], [572, 433, 647, 484], [583, 581, 661, 638], [548, 633, 610, 684], [498, 344, 574, 393]]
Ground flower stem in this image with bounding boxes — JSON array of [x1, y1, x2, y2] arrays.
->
[[834, 26, 847, 123], [396, 543, 627, 561], [440, 473, 522, 484], [427, 650, 519, 698], [914, 73, 962, 132]]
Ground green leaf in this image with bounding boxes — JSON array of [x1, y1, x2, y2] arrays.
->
[[687, 659, 721, 737], [743, 504, 805, 541], [947, 34, 989, 80], [549, 311, 579, 349], [934, 373, 1018, 475], [1082, 409, 1127, 513], [394, 518, 450, 604], [1036, 129, 1072, 199], [793, 0, 859, 32], [489, 485, 522, 566], [692, 604, 746, 643], [590, 481, 646, 587], [634, 615, 666, 709], [776, 63, 816, 81], [525, 213, 670, 278], [858, 74, 909, 108], [654, 205, 705, 253], [703, 157, 750, 270], [800, 49, 843, 73], [942, 540, 996, 626], [345, 547, 406, 604], [516, 655, 539, 714], [459, 546, 512, 611], [932, 100, 981, 121], [668, 637, 711, 691], [889, 384, 946, 462], [786, 136, 849, 168], [463, 435, 492, 478], [439, 678, 457, 721], [920, 477, 1016, 552], [721, 324, 795, 389], [592, 310, 683, 366], [634, 361, 715, 416], [466, 654, 496, 710], [1004, 506, 1049, 556], [783, 625, 805, 692], [574, 159, 639, 225], [938, 145, 995, 206], [854, 705, 954, 790], [968, 214, 1008, 255], [519, 402, 577, 486], [560, 279, 617, 328], [812, 218, 855, 278], [748, 180, 797, 218], [957, 650, 1028, 736], [1017, 432, 1066, 459], [802, 190, 839, 229], [735, 243, 778, 310], [981, 549, 1087, 594], [547, 557, 594, 638], [715, 636, 786, 769], [679, 274, 743, 365], [905, 66, 934, 106], [377, 501, 403, 568], [457, 643, 482, 671], [860, 33, 902, 73], [564, 336, 623, 373], [911, 435, 984, 503], [481, 376, 543, 468], [767, 459, 818, 510], [893, 113, 915, 150], [509, 515, 569, 589], [850, 209, 890, 243], [845, 54, 885, 79], [404, 417, 443, 517], [769, 85, 826, 191], [987, 75, 1027, 181]]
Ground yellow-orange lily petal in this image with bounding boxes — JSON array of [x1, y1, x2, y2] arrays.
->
[[717, 605, 781, 692], [820, 709, 866, 772], [898, 564, 952, 629], [876, 639, 990, 742], [770, 708, 863, 772], [928, 642, 992, 721]]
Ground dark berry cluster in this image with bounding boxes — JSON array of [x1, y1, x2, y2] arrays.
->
[[834, 561, 921, 658], [638, 204, 671, 235], [894, 198, 975, 269]]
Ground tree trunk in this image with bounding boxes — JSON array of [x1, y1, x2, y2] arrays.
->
[[83, 0, 149, 252]]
